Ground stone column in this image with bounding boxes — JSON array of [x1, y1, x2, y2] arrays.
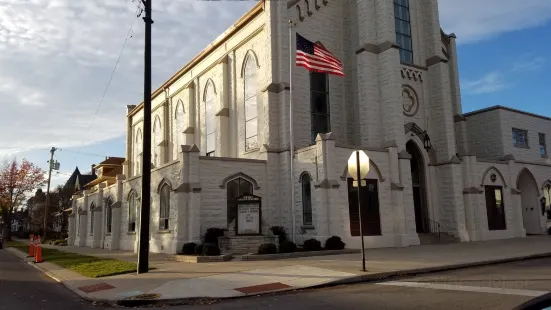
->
[[177, 145, 202, 243], [68, 194, 81, 246], [110, 174, 125, 250], [125, 105, 136, 178], [216, 57, 230, 157], [397, 150, 415, 246], [505, 155, 526, 237], [184, 82, 196, 146], [461, 155, 485, 241], [78, 192, 89, 246]]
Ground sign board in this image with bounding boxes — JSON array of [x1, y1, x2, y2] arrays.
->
[[235, 194, 262, 235], [348, 150, 370, 181]]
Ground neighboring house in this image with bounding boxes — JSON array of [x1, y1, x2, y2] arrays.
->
[[67, 0, 550, 255]]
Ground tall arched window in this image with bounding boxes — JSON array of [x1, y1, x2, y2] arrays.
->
[[105, 197, 113, 234], [310, 72, 330, 143], [153, 116, 162, 166], [394, 0, 413, 63], [135, 129, 142, 176], [205, 83, 216, 156], [175, 100, 185, 151], [128, 192, 137, 232], [90, 202, 95, 235], [301, 173, 313, 225], [159, 184, 170, 230], [243, 55, 258, 151], [226, 177, 253, 225]]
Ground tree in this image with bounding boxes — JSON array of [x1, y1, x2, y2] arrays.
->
[[0, 158, 46, 240]]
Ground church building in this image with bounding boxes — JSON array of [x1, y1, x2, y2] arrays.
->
[[67, 0, 551, 254]]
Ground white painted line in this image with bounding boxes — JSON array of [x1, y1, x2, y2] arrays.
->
[[378, 281, 549, 297]]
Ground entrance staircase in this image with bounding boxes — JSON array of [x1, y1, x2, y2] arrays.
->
[[418, 219, 460, 245]]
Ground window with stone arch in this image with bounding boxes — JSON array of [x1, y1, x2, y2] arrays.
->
[[300, 172, 313, 226], [90, 202, 95, 235], [105, 197, 113, 234], [204, 82, 216, 156], [134, 129, 143, 176], [128, 191, 137, 232], [153, 116, 162, 167], [243, 53, 259, 151], [174, 99, 185, 152], [310, 70, 330, 143], [394, 0, 413, 63], [226, 177, 254, 226], [159, 183, 171, 230]]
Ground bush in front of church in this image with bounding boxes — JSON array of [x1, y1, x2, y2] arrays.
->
[[182, 242, 197, 255], [269, 226, 288, 244], [258, 243, 278, 255], [279, 240, 297, 253], [303, 238, 322, 251], [194, 243, 204, 255], [204, 228, 225, 245], [201, 243, 221, 256], [324, 236, 345, 250]]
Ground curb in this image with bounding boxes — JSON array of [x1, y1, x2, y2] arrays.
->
[[6, 246, 551, 307], [115, 251, 551, 307]]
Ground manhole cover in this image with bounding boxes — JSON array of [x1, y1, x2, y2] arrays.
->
[[124, 293, 161, 300]]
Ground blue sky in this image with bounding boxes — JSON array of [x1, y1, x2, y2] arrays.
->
[[1, 0, 551, 190]]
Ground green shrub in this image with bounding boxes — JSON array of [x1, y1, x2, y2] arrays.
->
[[269, 226, 288, 244], [201, 243, 221, 256], [258, 243, 277, 255], [194, 243, 204, 255], [204, 228, 225, 245], [279, 240, 297, 253], [182, 242, 197, 255], [325, 236, 345, 250], [303, 238, 322, 251]]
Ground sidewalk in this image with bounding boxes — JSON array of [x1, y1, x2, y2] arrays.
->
[[7, 236, 551, 305]]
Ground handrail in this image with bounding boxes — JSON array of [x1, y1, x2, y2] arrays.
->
[[427, 218, 441, 241]]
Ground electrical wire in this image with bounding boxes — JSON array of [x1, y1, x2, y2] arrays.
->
[[72, 3, 143, 161]]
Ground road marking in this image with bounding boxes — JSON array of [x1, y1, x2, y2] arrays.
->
[[378, 281, 549, 297]]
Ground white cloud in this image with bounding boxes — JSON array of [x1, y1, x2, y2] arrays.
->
[[462, 72, 508, 94], [511, 55, 546, 72], [438, 0, 551, 44], [0, 0, 550, 158]]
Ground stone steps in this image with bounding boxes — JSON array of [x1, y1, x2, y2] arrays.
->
[[418, 233, 459, 245]]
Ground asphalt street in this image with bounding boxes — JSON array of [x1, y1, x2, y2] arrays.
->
[[1, 246, 551, 310]]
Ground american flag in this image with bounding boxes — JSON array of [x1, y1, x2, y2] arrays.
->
[[296, 33, 344, 77]]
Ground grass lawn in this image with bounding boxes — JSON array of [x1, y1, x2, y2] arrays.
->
[[6, 241, 138, 278]]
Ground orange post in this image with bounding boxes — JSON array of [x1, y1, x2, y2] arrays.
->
[[34, 245, 43, 263]]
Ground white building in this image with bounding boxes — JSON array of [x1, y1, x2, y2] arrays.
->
[[67, 0, 550, 254]]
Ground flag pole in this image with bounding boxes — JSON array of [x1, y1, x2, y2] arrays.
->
[[289, 20, 296, 243]]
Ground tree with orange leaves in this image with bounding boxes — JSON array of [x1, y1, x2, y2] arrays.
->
[[0, 158, 46, 241]]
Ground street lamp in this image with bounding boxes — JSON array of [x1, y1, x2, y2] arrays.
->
[[348, 150, 370, 272]]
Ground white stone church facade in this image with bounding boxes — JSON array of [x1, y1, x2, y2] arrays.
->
[[67, 0, 551, 254]]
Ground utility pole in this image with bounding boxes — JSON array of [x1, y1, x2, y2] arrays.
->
[[138, 0, 152, 274], [44, 147, 59, 240]]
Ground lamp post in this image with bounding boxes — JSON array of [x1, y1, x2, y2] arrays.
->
[[348, 150, 370, 272]]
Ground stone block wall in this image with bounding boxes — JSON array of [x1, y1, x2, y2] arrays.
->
[[218, 235, 278, 255]]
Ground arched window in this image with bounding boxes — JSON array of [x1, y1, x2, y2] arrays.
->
[[394, 0, 413, 63], [310, 72, 330, 143], [128, 192, 137, 232], [301, 173, 312, 225], [226, 177, 253, 225], [105, 197, 113, 234], [153, 116, 162, 166], [90, 202, 95, 235], [159, 184, 170, 230], [205, 83, 216, 156], [134, 129, 142, 176], [243, 55, 258, 151], [175, 100, 185, 151]]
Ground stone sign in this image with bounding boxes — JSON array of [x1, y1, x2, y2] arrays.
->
[[235, 194, 262, 235]]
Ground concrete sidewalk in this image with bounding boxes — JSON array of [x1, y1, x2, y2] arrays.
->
[[7, 236, 551, 305]]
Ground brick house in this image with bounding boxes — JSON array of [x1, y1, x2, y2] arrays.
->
[[67, 0, 550, 254]]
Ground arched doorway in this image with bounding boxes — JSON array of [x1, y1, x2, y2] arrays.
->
[[517, 169, 543, 234], [406, 140, 429, 233], [226, 177, 254, 226]]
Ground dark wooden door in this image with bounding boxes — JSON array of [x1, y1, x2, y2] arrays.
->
[[347, 178, 382, 236], [485, 185, 506, 230]]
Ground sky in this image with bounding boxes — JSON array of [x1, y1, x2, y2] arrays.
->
[[1, 0, 550, 191]]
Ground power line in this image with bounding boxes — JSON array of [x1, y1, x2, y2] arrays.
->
[[59, 149, 108, 158], [72, 4, 143, 162]]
